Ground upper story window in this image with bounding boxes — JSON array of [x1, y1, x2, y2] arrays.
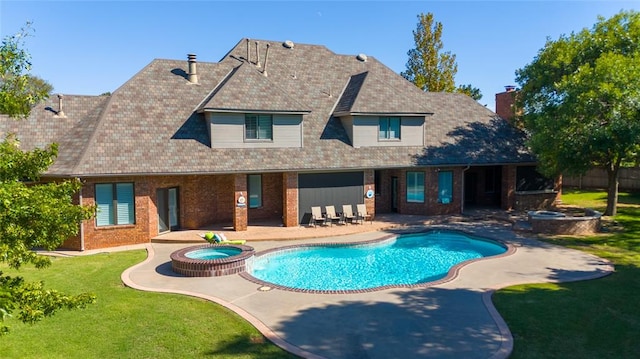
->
[[245, 114, 273, 140], [379, 116, 400, 140]]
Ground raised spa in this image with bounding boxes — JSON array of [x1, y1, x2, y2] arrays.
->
[[242, 230, 511, 293], [171, 244, 255, 277]]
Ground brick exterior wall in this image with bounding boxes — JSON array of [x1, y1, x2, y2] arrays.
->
[[363, 169, 375, 217], [67, 176, 151, 250], [282, 172, 298, 227], [501, 165, 517, 210], [233, 174, 248, 231], [377, 167, 462, 216], [63, 174, 248, 250]]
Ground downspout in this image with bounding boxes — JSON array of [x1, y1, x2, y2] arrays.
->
[[461, 165, 471, 214], [79, 179, 85, 251]]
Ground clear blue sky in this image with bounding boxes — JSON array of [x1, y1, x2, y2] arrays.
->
[[2, 1, 639, 111]]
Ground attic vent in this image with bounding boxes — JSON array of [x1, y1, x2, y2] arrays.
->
[[283, 40, 294, 49], [356, 53, 367, 62]]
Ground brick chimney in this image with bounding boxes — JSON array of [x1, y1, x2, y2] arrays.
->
[[495, 85, 517, 122]]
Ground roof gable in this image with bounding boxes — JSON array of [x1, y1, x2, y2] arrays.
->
[[334, 71, 432, 116], [198, 62, 310, 114]]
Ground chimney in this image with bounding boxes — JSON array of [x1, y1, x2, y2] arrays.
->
[[495, 85, 518, 122], [187, 54, 198, 84], [255, 41, 261, 68], [57, 94, 66, 117], [262, 43, 270, 76]]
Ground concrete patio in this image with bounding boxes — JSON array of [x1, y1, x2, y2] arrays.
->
[[119, 213, 613, 358]]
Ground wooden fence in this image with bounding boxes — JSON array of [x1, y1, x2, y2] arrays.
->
[[563, 167, 640, 191]]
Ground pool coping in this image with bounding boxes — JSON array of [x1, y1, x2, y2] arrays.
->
[[239, 228, 517, 294]]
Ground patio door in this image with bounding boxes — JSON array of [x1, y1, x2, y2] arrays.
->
[[157, 187, 179, 233]]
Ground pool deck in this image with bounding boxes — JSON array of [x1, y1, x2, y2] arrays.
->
[[92, 212, 611, 358]]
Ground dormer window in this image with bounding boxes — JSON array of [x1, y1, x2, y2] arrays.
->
[[245, 114, 273, 140], [379, 116, 400, 140]]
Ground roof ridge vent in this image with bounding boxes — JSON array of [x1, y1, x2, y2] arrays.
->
[[356, 53, 367, 62], [283, 40, 294, 49]]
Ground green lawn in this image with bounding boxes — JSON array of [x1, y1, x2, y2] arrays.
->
[[1, 251, 297, 359], [493, 188, 640, 358]]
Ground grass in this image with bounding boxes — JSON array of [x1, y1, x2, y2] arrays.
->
[[1, 250, 297, 359], [493, 188, 640, 358]]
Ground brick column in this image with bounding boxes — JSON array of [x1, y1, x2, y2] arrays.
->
[[282, 172, 299, 227], [233, 174, 248, 231], [364, 169, 375, 217], [501, 165, 516, 210]]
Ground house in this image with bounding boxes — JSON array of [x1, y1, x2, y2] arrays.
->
[[0, 38, 558, 250]]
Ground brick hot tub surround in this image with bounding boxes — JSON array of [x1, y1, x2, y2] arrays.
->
[[170, 244, 255, 277], [528, 209, 602, 235]]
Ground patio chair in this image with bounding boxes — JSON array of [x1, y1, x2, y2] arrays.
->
[[342, 204, 357, 224], [356, 204, 373, 224], [310, 206, 327, 227], [325, 205, 343, 226]]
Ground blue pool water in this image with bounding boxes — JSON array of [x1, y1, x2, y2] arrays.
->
[[248, 231, 506, 291], [186, 247, 241, 260]]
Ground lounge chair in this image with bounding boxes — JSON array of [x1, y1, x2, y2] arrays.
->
[[356, 203, 373, 224], [325, 205, 342, 226], [310, 206, 327, 227], [342, 204, 357, 224]]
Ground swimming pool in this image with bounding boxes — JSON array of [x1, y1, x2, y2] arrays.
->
[[243, 230, 510, 293]]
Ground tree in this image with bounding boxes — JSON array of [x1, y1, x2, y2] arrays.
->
[[457, 84, 483, 101], [515, 10, 640, 216], [0, 23, 52, 119], [402, 12, 482, 100], [0, 26, 95, 335]]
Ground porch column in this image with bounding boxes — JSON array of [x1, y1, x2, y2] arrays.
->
[[233, 174, 248, 231], [282, 172, 299, 227], [364, 169, 375, 217], [501, 165, 516, 210]]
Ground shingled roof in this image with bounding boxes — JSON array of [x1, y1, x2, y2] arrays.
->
[[0, 38, 535, 177]]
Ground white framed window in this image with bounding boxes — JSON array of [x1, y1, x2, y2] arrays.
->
[[379, 116, 400, 140], [96, 183, 135, 226], [438, 171, 453, 204], [406, 171, 424, 203], [248, 174, 262, 208], [245, 114, 273, 140]]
